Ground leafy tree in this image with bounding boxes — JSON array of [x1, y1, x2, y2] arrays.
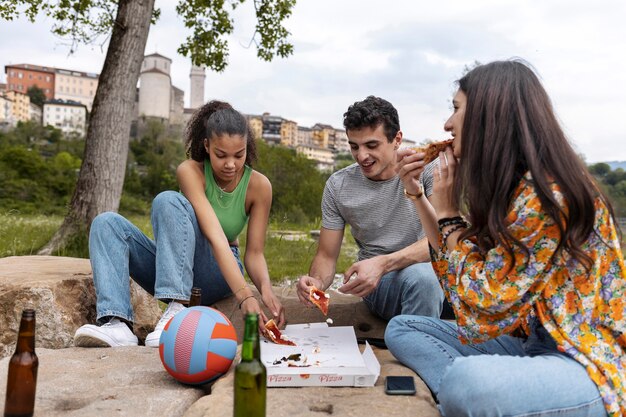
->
[[254, 141, 327, 223], [0, 0, 297, 254], [26, 85, 46, 108], [589, 162, 611, 177]]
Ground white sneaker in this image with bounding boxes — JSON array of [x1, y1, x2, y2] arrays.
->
[[74, 318, 138, 347], [145, 301, 186, 348]]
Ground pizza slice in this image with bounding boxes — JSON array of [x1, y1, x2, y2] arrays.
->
[[412, 139, 454, 164], [309, 286, 330, 316], [264, 319, 296, 346]]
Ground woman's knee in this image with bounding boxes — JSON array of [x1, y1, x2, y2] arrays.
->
[[438, 358, 501, 416], [151, 191, 191, 218], [90, 212, 125, 237]]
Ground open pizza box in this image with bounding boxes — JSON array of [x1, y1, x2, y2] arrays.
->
[[260, 323, 381, 387]]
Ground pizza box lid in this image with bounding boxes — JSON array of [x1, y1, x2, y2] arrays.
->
[[260, 323, 381, 387]]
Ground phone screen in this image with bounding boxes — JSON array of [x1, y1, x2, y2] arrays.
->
[[385, 376, 416, 395]]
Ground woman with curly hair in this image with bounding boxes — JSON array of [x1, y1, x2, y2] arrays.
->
[[390, 60, 626, 416], [75, 100, 284, 348]]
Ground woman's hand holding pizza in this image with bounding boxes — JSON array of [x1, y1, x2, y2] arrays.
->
[[260, 289, 286, 328], [431, 147, 461, 219]]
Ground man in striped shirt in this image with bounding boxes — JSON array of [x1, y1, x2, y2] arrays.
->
[[296, 96, 444, 321]]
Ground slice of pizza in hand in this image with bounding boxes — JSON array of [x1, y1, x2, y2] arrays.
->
[[309, 286, 330, 316], [412, 139, 454, 164], [264, 319, 296, 346]]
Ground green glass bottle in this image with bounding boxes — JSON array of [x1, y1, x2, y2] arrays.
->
[[233, 313, 266, 417]]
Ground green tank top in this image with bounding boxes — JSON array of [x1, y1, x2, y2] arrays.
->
[[204, 160, 252, 242]]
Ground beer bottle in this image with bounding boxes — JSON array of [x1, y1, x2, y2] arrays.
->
[[188, 287, 202, 307], [4, 309, 38, 417], [233, 313, 266, 417]]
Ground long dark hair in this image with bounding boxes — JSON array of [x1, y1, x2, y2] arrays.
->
[[185, 100, 257, 166], [454, 60, 615, 269]]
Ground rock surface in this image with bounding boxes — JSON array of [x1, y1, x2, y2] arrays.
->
[[0, 255, 440, 416], [0, 256, 162, 358], [1, 256, 387, 359], [0, 347, 206, 416], [184, 346, 440, 417]]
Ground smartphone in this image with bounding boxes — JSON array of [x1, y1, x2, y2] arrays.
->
[[384, 376, 416, 395]]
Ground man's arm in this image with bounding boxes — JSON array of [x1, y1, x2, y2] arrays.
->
[[296, 227, 344, 306]]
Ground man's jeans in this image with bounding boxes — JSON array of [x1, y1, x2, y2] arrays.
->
[[90, 190, 242, 322], [385, 316, 607, 417], [363, 262, 443, 320]]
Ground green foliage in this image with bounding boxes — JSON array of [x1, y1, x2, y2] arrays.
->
[[0, 123, 83, 214], [0, 0, 160, 47], [254, 140, 328, 223], [26, 85, 46, 108], [176, 0, 295, 71], [589, 163, 626, 218], [126, 120, 186, 198]]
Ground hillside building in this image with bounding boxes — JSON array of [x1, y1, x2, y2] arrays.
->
[[138, 53, 184, 125], [43, 99, 87, 136]]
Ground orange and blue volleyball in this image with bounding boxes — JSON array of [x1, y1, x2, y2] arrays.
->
[[158, 306, 237, 385]]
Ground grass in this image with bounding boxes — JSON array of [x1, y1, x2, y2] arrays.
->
[[0, 211, 358, 284]]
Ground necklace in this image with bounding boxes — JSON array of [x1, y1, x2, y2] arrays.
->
[[214, 171, 240, 199]]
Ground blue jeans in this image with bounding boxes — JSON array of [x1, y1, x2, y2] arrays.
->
[[385, 316, 607, 417], [363, 262, 443, 320], [89, 191, 243, 322]]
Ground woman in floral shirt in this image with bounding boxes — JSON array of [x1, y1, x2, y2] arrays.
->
[[389, 60, 626, 417]]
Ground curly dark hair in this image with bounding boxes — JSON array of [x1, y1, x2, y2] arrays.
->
[[185, 100, 257, 166], [343, 96, 400, 142]]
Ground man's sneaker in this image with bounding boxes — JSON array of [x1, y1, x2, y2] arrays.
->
[[145, 301, 186, 348], [74, 317, 138, 347]]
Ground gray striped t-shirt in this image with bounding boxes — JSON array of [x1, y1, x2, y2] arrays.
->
[[321, 161, 436, 261]]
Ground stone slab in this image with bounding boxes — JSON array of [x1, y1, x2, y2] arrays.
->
[[0, 347, 206, 417], [184, 346, 440, 417], [0, 256, 162, 358]]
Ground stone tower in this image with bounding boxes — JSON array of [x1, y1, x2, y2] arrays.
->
[[189, 65, 206, 110]]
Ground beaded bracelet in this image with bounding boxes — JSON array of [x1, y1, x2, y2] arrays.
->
[[238, 295, 256, 309], [441, 224, 465, 251], [438, 216, 468, 232]]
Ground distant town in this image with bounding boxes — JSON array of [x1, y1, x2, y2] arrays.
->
[[0, 52, 419, 171]]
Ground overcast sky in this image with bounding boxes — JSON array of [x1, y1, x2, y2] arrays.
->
[[1, 0, 625, 162]]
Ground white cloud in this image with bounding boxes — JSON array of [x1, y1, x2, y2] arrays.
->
[[1, 0, 625, 162]]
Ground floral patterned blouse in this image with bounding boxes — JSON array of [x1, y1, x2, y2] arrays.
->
[[432, 173, 626, 416]]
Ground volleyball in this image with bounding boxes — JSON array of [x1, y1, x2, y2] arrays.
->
[[158, 306, 237, 385]]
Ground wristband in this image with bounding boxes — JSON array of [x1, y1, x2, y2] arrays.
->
[[238, 295, 256, 310]]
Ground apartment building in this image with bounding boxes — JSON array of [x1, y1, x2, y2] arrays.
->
[[261, 113, 282, 145], [5, 64, 100, 111], [247, 115, 263, 140], [296, 144, 335, 171], [54, 68, 99, 111], [280, 119, 298, 147], [5, 90, 31, 123], [334, 129, 349, 153], [43, 99, 87, 136], [29, 102, 42, 123], [296, 126, 313, 147], [5, 64, 55, 99], [0, 94, 13, 128]]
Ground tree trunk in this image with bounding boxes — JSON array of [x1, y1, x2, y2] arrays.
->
[[38, 0, 155, 255]]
